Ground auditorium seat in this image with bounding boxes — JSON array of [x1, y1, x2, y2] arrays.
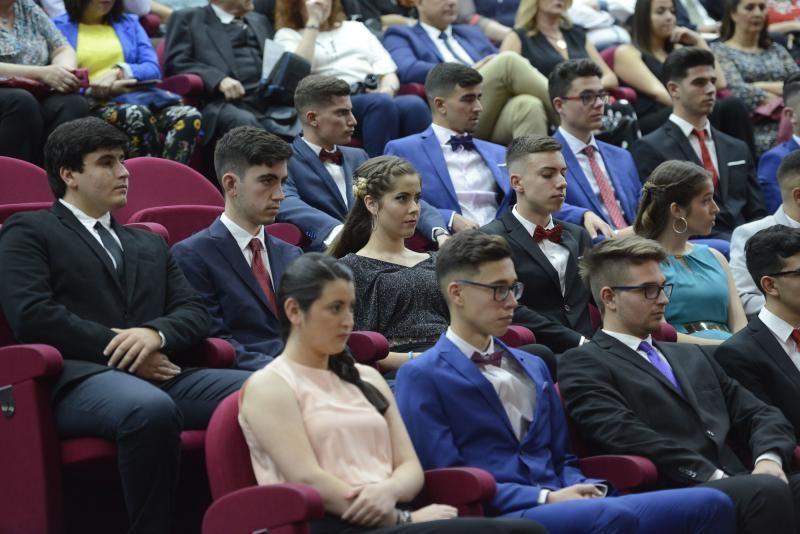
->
[[589, 303, 678, 342], [597, 48, 638, 104], [0, 156, 50, 204]]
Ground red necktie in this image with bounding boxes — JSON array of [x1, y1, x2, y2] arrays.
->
[[248, 238, 277, 315], [319, 149, 343, 165], [533, 224, 563, 243], [582, 145, 627, 229], [692, 129, 719, 187], [791, 329, 800, 352]]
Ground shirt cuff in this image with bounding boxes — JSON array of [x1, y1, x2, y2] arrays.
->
[[755, 452, 783, 469], [708, 469, 726, 481], [537, 489, 550, 504], [116, 63, 133, 79], [431, 226, 448, 241], [578, 336, 588, 346], [324, 224, 344, 247], [158, 330, 166, 349]]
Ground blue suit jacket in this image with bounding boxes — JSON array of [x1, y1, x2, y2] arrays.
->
[[171, 218, 302, 370], [383, 23, 496, 84], [54, 14, 161, 81], [395, 336, 601, 517], [554, 130, 642, 227], [758, 137, 799, 214]]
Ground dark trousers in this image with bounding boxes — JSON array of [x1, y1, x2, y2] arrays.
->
[[310, 516, 546, 534], [54, 367, 250, 534], [351, 93, 431, 157], [0, 88, 88, 164]]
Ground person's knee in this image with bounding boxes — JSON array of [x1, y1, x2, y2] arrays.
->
[[1, 89, 43, 123], [595, 502, 639, 534], [119, 392, 182, 441], [507, 95, 547, 135], [362, 93, 395, 114]]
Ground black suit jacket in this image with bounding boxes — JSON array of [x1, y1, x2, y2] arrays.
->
[[482, 211, 594, 338], [0, 203, 210, 397], [631, 121, 766, 239], [716, 317, 800, 440], [559, 330, 796, 487]]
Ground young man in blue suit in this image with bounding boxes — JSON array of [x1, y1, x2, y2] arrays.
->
[[278, 75, 447, 250], [394, 230, 735, 532], [172, 127, 301, 370], [550, 59, 641, 235]]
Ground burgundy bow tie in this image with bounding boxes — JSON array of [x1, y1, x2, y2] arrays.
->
[[470, 350, 504, 367], [533, 224, 562, 243], [319, 149, 343, 165]]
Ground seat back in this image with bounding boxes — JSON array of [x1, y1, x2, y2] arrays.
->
[[114, 157, 223, 223], [0, 201, 53, 224], [129, 205, 223, 246], [499, 325, 536, 347], [599, 47, 616, 70], [206, 392, 257, 500], [0, 157, 51, 203], [267, 222, 310, 248], [588, 303, 677, 342]]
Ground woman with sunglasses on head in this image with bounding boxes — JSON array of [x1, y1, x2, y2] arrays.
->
[[634, 160, 747, 343]]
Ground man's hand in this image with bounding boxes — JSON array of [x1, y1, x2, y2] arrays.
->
[[436, 233, 450, 248], [753, 459, 788, 483], [546, 484, 605, 504], [341, 482, 397, 527], [133, 351, 182, 382], [90, 69, 122, 101], [582, 211, 615, 239], [104, 327, 163, 372], [451, 213, 480, 233], [37, 65, 80, 93], [218, 77, 245, 100], [411, 504, 457, 523]]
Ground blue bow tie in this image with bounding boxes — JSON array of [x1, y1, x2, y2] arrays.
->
[[448, 134, 476, 152]]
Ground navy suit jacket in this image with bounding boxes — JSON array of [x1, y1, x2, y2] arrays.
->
[[758, 137, 799, 214], [395, 336, 601, 517], [172, 218, 302, 370], [383, 23, 496, 84], [554, 130, 642, 227]]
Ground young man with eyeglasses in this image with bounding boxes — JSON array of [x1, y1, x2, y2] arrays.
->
[[716, 225, 800, 441], [394, 230, 738, 533], [549, 59, 642, 237], [559, 235, 800, 534]]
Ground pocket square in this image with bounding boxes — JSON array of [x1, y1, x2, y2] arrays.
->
[[728, 160, 746, 167]]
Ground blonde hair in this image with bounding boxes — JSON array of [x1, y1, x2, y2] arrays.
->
[[515, 0, 573, 35]]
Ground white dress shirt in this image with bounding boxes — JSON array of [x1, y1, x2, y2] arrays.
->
[[431, 123, 498, 226], [759, 307, 800, 372], [59, 199, 123, 268], [419, 21, 474, 65], [512, 206, 569, 295], [668, 114, 719, 174], [220, 212, 274, 289]]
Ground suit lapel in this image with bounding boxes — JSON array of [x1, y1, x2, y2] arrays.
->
[[245, 11, 268, 53], [711, 128, 730, 201], [665, 122, 701, 165], [265, 235, 289, 301], [293, 137, 348, 216], [421, 129, 460, 209], [413, 23, 444, 62], [751, 319, 800, 384], [653, 341, 702, 411], [501, 211, 561, 292], [113, 221, 140, 305], [475, 140, 508, 200], [340, 150, 356, 210], [558, 220, 581, 290], [210, 219, 271, 313], [555, 131, 605, 217], [205, 6, 240, 79]]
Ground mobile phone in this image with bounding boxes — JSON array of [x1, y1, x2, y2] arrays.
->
[[73, 68, 89, 89], [130, 79, 161, 88]]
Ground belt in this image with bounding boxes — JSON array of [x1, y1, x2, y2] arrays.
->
[[683, 321, 731, 334]]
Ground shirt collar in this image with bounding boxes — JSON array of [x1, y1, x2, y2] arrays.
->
[[220, 212, 265, 253], [59, 198, 111, 228], [669, 113, 712, 140], [302, 136, 338, 156], [759, 306, 798, 345], [446, 327, 494, 359], [601, 328, 654, 352], [420, 20, 452, 41], [557, 126, 598, 156], [431, 122, 463, 147], [512, 204, 554, 235], [778, 206, 800, 228], [210, 3, 236, 24]]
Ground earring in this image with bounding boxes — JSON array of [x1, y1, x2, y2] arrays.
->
[[672, 216, 688, 234]]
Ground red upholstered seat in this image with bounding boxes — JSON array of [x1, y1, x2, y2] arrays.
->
[[0, 156, 50, 204], [128, 204, 223, 246]]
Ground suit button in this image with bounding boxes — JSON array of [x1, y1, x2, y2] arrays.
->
[[564, 304, 571, 312], [706, 430, 715, 438]]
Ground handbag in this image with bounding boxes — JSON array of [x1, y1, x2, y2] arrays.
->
[[112, 87, 182, 110], [752, 97, 783, 123], [260, 40, 311, 106]]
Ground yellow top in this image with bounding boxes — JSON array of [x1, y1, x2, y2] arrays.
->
[[76, 23, 124, 82]]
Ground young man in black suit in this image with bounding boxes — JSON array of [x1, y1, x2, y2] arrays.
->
[[559, 235, 800, 534], [716, 225, 800, 440], [0, 118, 250, 534], [631, 47, 765, 240], [482, 134, 594, 343]]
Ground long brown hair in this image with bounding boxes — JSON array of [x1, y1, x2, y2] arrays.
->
[[720, 0, 772, 49], [274, 0, 346, 30], [630, 0, 675, 54]]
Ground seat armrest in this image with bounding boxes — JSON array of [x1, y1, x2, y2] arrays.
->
[[0, 345, 63, 385], [413, 467, 496, 517], [579, 455, 658, 493], [180, 338, 235, 369], [159, 74, 204, 96], [793, 445, 800, 468], [398, 83, 426, 99], [501, 325, 536, 347], [611, 87, 637, 103], [125, 221, 170, 242], [202, 484, 324, 534], [347, 331, 389, 367]]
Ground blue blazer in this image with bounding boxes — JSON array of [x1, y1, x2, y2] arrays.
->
[[395, 336, 601, 517], [54, 14, 161, 80], [758, 137, 799, 214], [383, 23, 496, 84], [553, 130, 642, 227], [171, 218, 302, 370]]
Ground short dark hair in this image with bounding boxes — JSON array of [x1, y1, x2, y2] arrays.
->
[[547, 59, 603, 105], [436, 230, 512, 296], [64, 0, 124, 22], [214, 126, 293, 184], [506, 134, 563, 173], [294, 75, 351, 118], [424, 63, 483, 106], [784, 72, 800, 107], [745, 225, 800, 295], [43, 117, 129, 199], [777, 149, 800, 198], [662, 47, 716, 84]]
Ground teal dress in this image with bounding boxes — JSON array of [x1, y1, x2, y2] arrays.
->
[[661, 245, 732, 340]]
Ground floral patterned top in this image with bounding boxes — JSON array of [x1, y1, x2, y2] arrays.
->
[[0, 0, 67, 66]]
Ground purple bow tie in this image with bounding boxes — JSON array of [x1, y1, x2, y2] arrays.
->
[[471, 350, 504, 367]]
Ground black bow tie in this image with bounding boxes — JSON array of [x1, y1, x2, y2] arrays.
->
[[448, 134, 476, 152], [470, 350, 504, 367]]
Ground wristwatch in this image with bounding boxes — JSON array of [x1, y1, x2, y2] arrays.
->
[[396, 509, 413, 525], [433, 228, 449, 241]]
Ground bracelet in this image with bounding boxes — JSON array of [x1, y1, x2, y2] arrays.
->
[[305, 24, 319, 30], [407, 351, 414, 360], [395, 509, 413, 525]]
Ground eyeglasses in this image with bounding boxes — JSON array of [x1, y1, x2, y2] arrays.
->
[[610, 283, 674, 299], [455, 279, 524, 302], [766, 269, 800, 278], [561, 91, 609, 106]]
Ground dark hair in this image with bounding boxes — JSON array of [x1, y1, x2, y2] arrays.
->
[[424, 63, 483, 107], [64, 0, 124, 22], [43, 117, 129, 199], [277, 253, 389, 413], [784, 72, 800, 107], [745, 225, 800, 295], [506, 134, 563, 173], [547, 59, 603, 106], [661, 47, 717, 84], [328, 156, 420, 258], [634, 160, 712, 239], [214, 126, 292, 185], [777, 149, 800, 195], [274, 0, 346, 30], [580, 235, 668, 312], [631, 0, 675, 53], [721, 0, 771, 49], [294, 75, 352, 119], [435, 230, 512, 296]]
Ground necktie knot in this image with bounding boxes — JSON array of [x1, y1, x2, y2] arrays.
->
[[533, 224, 562, 243], [471, 350, 504, 367], [791, 329, 800, 351], [448, 134, 475, 152], [582, 145, 595, 158], [319, 148, 343, 165], [691, 128, 719, 187], [692, 128, 706, 142], [248, 237, 262, 254]]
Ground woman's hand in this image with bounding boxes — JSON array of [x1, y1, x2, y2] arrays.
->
[[411, 504, 458, 523], [341, 482, 398, 527], [305, 0, 326, 26], [670, 26, 703, 46], [37, 65, 80, 93], [110, 79, 140, 96], [90, 68, 121, 100]]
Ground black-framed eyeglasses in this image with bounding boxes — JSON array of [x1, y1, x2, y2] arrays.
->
[[455, 279, 524, 302], [610, 283, 673, 299], [766, 269, 800, 278], [561, 91, 609, 106]]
